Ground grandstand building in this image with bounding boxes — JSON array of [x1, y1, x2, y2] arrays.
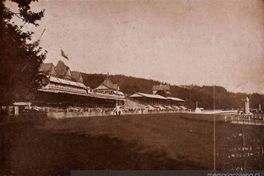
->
[[129, 84, 187, 111], [35, 61, 124, 107], [130, 92, 184, 105]]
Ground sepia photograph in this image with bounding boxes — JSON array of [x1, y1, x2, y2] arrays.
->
[[0, 0, 264, 175]]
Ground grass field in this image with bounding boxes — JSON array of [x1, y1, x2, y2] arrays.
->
[[1, 113, 264, 175]]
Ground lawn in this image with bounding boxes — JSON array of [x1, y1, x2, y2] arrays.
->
[[1, 113, 263, 175]]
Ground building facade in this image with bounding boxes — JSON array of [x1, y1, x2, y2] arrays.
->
[[35, 61, 124, 107]]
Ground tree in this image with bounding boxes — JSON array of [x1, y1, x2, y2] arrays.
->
[[0, 0, 46, 105]]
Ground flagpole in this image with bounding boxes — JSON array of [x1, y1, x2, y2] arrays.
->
[[38, 28, 46, 42]]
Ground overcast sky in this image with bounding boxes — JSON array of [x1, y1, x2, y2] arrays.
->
[[8, 0, 264, 93]]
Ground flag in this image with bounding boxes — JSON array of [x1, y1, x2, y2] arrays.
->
[[61, 49, 69, 60]]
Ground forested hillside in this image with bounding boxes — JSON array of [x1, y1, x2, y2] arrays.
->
[[81, 73, 264, 110]]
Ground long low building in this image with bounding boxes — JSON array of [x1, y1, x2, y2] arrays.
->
[[127, 92, 188, 112], [129, 92, 184, 105]]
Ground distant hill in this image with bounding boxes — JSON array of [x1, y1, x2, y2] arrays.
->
[[81, 73, 264, 110]]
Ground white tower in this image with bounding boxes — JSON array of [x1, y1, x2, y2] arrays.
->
[[245, 97, 250, 114]]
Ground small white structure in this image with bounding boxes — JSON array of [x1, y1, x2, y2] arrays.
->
[[195, 107, 202, 113], [12, 102, 32, 116], [194, 101, 202, 113]]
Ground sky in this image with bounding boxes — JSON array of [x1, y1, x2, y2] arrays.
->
[[7, 0, 264, 93]]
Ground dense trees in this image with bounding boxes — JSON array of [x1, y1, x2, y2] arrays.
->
[[81, 73, 263, 110], [0, 0, 46, 105]]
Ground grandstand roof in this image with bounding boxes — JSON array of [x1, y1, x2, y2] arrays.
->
[[166, 96, 184, 102], [130, 92, 167, 100], [130, 92, 184, 102], [49, 76, 87, 89]]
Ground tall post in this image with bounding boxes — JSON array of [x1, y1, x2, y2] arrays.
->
[[213, 86, 216, 171], [242, 126, 246, 171], [261, 146, 264, 169]]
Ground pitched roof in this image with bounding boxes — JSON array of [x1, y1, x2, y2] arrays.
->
[[39, 63, 56, 76], [55, 60, 70, 77], [70, 71, 83, 83], [100, 78, 119, 90], [39, 63, 53, 72]]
